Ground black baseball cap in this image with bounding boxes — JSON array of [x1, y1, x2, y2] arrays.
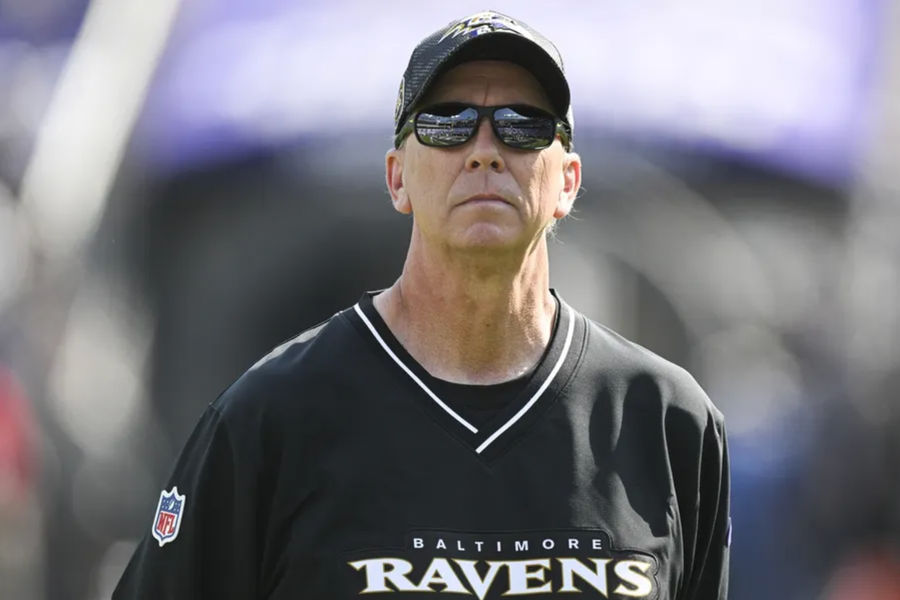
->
[[394, 11, 573, 145]]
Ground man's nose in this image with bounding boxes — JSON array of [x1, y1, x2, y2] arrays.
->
[[465, 118, 505, 172]]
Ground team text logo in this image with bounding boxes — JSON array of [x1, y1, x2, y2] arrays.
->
[[348, 530, 658, 598]]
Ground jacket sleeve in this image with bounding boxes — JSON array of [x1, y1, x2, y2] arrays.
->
[[113, 402, 262, 599], [681, 412, 731, 600]]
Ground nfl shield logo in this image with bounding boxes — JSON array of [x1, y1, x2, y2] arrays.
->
[[152, 486, 186, 547]]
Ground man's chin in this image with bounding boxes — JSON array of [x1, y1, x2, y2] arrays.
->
[[447, 224, 530, 255]]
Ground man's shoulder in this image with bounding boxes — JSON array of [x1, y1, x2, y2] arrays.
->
[[248, 312, 346, 373], [578, 312, 723, 424], [210, 305, 361, 422]]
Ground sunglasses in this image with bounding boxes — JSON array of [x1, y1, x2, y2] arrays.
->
[[395, 103, 571, 151]]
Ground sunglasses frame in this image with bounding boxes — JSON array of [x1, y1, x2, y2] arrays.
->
[[395, 103, 572, 151]]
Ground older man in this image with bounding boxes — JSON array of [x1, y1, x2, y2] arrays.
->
[[115, 11, 729, 599]]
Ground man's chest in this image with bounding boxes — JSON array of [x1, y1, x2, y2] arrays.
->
[[260, 416, 680, 599]]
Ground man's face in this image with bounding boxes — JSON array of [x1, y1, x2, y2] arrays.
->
[[386, 60, 581, 257]]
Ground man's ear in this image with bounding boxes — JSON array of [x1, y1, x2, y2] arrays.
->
[[554, 151, 582, 219], [386, 148, 412, 214]]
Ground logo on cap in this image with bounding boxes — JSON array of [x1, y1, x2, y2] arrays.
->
[[438, 11, 534, 43], [394, 77, 405, 125]]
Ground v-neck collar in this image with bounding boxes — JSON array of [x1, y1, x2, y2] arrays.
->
[[349, 290, 585, 462]]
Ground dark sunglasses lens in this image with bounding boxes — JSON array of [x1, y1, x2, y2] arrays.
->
[[415, 106, 478, 146], [493, 106, 555, 149]]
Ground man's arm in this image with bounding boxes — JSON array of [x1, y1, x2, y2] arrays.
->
[[113, 403, 261, 599], [681, 413, 731, 600]]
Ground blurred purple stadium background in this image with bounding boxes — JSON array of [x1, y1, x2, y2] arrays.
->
[[0, 1, 898, 598]]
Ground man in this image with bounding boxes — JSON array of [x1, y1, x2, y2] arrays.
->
[[115, 10, 730, 599]]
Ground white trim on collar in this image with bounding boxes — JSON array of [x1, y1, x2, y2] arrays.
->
[[475, 304, 574, 454], [353, 302, 575, 453], [354, 304, 479, 434]]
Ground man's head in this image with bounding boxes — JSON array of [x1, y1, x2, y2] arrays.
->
[[392, 11, 573, 149], [386, 12, 581, 256]]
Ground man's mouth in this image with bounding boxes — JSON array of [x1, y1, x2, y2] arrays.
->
[[459, 194, 511, 207]]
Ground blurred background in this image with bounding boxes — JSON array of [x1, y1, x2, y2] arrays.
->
[[1, 0, 899, 598]]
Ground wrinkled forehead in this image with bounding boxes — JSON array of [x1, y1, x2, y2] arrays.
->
[[421, 60, 553, 111]]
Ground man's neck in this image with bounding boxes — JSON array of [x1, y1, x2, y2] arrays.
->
[[373, 237, 557, 385]]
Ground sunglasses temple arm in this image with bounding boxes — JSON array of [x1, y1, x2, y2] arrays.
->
[[556, 121, 572, 150], [395, 118, 416, 148]]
